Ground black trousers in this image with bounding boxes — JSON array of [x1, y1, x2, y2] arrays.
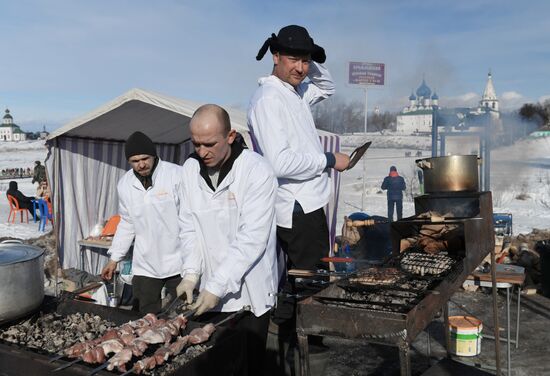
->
[[273, 207, 329, 332], [387, 199, 403, 221], [131, 274, 181, 314], [277, 207, 330, 271], [199, 310, 271, 376]]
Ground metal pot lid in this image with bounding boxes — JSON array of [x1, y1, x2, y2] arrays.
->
[[0, 244, 44, 265]]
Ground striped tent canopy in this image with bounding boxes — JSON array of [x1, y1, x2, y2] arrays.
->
[[46, 88, 340, 274]]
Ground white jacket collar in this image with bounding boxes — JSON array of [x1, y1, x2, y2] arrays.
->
[[131, 158, 162, 191], [259, 75, 301, 97]]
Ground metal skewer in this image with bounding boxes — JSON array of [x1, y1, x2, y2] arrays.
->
[[48, 353, 66, 363], [119, 366, 137, 376], [52, 358, 81, 371], [87, 361, 108, 375], [212, 305, 250, 327], [158, 297, 184, 317]]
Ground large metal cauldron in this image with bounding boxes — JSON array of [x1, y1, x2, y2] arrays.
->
[[416, 155, 480, 193], [0, 241, 44, 323]]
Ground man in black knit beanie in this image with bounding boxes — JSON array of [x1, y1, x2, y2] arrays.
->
[[101, 131, 185, 314]]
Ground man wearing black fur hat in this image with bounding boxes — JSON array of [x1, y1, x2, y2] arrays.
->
[[101, 131, 185, 314], [248, 25, 350, 342]]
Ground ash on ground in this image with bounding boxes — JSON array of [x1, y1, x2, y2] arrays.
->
[[0, 312, 114, 353]]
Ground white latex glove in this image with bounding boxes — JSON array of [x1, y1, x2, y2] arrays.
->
[[176, 273, 199, 304], [190, 289, 220, 316]]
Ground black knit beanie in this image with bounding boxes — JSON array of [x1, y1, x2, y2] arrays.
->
[[125, 131, 157, 159]]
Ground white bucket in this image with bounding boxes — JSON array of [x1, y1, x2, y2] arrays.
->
[[448, 315, 482, 356]]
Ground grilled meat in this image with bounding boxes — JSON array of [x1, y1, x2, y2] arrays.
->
[[106, 348, 133, 371], [348, 267, 403, 285], [188, 323, 215, 345]]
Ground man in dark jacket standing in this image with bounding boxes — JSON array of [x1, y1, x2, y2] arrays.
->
[[381, 166, 406, 221], [31, 161, 46, 185]]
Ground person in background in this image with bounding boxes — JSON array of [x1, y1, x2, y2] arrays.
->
[[381, 165, 406, 221], [176, 104, 278, 375], [31, 161, 46, 185], [6, 180, 39, 219], [36, 180, 51, 200], [247, 24, 349, 347], [101, 131, 184, 314]]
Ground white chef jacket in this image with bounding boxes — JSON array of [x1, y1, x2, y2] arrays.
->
[[179, 149, 278, 317], [107, 159, 184, 279], [247, 62, 335, 228]]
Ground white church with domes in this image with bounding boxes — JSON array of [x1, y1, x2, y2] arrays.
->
[[396, 79, 439, 134], [396, 73, 500, 134]]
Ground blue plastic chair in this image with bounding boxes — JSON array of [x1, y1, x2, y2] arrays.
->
[[38, 199, 53, 231]]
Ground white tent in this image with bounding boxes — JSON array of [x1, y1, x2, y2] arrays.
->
[[46, 88, 341, 274]]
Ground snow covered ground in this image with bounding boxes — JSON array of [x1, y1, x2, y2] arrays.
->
[[0, 136, 549, 241], [339, 134, 550, 235]]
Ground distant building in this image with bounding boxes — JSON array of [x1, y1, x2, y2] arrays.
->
[[39, 125, 49, 140], [396, 78, 439, 134], [469, 72, 500, 121], [0, 109, 27, 141], [397, 72, 501, 135], [444, 72, 501, 132]]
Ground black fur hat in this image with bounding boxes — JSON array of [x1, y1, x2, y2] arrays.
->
[[256, 25, 326, 63]]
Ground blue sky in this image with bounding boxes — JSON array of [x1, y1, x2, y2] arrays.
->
[[1, 0, 549, 131]]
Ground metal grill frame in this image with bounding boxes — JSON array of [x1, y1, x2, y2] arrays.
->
[[297, 192, 495, 376]]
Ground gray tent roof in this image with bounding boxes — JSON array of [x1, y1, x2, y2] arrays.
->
[[47, 88, 249, 144]]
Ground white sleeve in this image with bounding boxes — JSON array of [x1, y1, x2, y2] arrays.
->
[[107, 184, 135, 262], [205, 161, 277, 298], [248, 96, 327, 180], [178, 169, 203, 278], [301, 62, 335, 106]]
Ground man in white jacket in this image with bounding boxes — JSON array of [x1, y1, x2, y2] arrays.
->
[[248, 25, 350, 337], [176, 104, 278, 375], [101, 131, 184, 314]]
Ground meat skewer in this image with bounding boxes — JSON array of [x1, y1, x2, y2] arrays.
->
[[118, 306, 250, 376], [85, 312, 193, 375], [49, 313, 160, 364], [53, 313, 185, 373]]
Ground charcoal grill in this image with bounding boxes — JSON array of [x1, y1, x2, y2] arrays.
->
[[297, 191, 495, 376], [0, 296, 246, 376]]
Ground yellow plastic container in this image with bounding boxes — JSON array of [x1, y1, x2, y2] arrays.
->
[[448, 316, 482, 356]]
